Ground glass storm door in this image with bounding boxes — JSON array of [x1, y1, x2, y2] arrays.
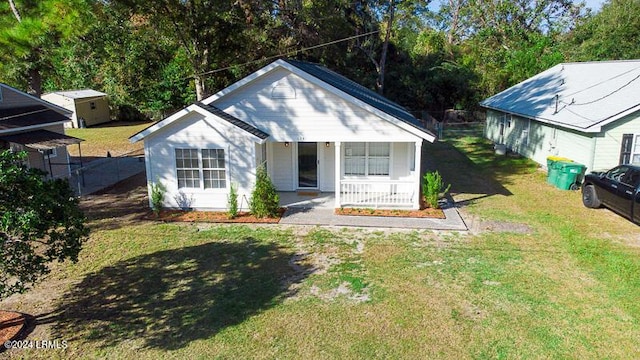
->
[[298, 142, 318, 188]]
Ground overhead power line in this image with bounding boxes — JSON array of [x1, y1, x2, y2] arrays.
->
[[2, 30, 381, 121], [194, 30, 381, 78]]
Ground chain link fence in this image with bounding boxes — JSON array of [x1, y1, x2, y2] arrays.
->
[[69, 149, 146, 197]]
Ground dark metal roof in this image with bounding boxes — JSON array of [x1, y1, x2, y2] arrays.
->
[[196, 102, 270, 140], [0, 129, 83, 150], [0, 105, 70, 131], [283, 59, 426, 130]]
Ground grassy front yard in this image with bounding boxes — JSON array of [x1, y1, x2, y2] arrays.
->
[[2, 127, 640, 359], [66, 121, 152, 158]]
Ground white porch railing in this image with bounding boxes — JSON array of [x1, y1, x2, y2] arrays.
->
[[340, 179, 415, 208]]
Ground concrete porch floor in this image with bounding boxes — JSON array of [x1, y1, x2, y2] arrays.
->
[[278, 191, 467, 230], [278, 191, 335, 209]]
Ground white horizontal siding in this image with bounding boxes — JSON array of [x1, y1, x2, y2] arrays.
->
[[594, 112, 640, 170], [320, 143, 335, 191], [145, 111, 257, 210], [486, 110, 596, 170], [213, 68, 421, 143], [269, 142, 294, 191], [485, 110, 502, 143]]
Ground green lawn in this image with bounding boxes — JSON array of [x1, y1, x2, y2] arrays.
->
[[66, 121, 152, 158], [3, 127, 640, 359]]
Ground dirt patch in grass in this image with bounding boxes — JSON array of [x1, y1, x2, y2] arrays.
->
[[145, 208, 286, 223], [335, 207, 445, 218]]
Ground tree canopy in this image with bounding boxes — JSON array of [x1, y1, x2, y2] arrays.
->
[[0, 150, 89, 299], [1, 0, 637, 118]]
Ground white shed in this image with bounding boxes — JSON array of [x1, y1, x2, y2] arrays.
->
[[42, 89, 110, 128]]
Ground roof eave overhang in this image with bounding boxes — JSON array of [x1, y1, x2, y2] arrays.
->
[[129, 105, 269, 144], [0, 121, 71, 135], [480, 104, 603, 134]]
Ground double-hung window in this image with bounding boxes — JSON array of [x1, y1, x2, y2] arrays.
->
[[176, 148, 226, 189], [344, 142, 390, 176], [202, 149, 226, 189], [619, 134, 640, 165]]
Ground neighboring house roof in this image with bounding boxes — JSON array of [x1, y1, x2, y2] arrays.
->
[[0, 105, 71, 132], [480, 59, 640, 133], [44, 89, 108, 99], [131, 59, 435, 144], [0, 83, 73, 134], [0, 129, 83, 150]]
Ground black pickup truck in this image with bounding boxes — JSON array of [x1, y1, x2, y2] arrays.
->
[[582, 164, 640, 224]]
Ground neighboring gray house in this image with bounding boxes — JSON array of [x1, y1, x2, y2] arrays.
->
[[481, 60, 640, 172], [42, 89, 110, 128], [0, 83, 83, 178], [130, 59, 436, 210]]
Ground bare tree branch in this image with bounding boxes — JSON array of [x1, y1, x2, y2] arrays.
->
[[8, 0, 22, 22]]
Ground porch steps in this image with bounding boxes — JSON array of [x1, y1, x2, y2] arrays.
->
[[296, 190, 320, 196]]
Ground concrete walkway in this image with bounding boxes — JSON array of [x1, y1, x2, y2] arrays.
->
[[279, 192, 467, 230]]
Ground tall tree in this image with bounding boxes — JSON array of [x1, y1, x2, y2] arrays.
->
[[565, 0, 640, 61], [446, 0, 585, 96], [0, 0, 91, 96], [354, 0, 429, 95], [113, 0, 278, 100]]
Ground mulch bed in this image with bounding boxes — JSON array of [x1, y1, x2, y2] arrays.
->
[[142, 206, 446, 224], [0, 311, 26, 349], [144, 208, 286, 223], [335, 207, 446, 219]]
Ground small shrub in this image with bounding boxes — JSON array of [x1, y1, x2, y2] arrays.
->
[[227, 183, 239, 219], [422, 171, 451, 209], [250, 165, 280, 218], [150, 179, 166, 217]]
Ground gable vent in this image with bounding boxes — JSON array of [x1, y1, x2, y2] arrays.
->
[[271, 83, 295, 99]]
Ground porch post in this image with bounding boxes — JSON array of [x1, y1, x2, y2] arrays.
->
[[334, 141, 341, 208], [413, 140, 423, 209]]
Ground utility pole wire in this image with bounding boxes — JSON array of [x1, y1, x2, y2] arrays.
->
[[193, 30, 381, 78], [1, 30, 382, 121]]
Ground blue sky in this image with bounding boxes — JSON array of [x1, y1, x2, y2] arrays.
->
[[583, 0, 606, 11], [428, 0, 606, 13]]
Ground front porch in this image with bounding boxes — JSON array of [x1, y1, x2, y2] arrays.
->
[[266, 140, 424, 210], [278, 187, 416, 210]]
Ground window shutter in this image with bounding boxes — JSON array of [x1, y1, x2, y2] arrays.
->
[[620, 134, 633, 165]]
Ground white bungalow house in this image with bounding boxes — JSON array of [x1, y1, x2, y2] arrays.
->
[[481, 60, 640, 172], [0, 83, 83, 178], [130, 59, 436, 210]]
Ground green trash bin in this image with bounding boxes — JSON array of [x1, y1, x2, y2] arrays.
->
[[556, 162, 586, 190], [546, 156, 572, 186]]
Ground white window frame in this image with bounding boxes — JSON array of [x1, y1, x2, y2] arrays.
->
[[175, 148, 228, 190], [343, 142, 391, 177], [39, 147, 57, 159], [202, 149, 226, 189], [521, 119, 531, 147], [633, 134, 640, 165]]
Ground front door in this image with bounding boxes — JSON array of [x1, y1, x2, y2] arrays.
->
[[298, 142, 318, 188]]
